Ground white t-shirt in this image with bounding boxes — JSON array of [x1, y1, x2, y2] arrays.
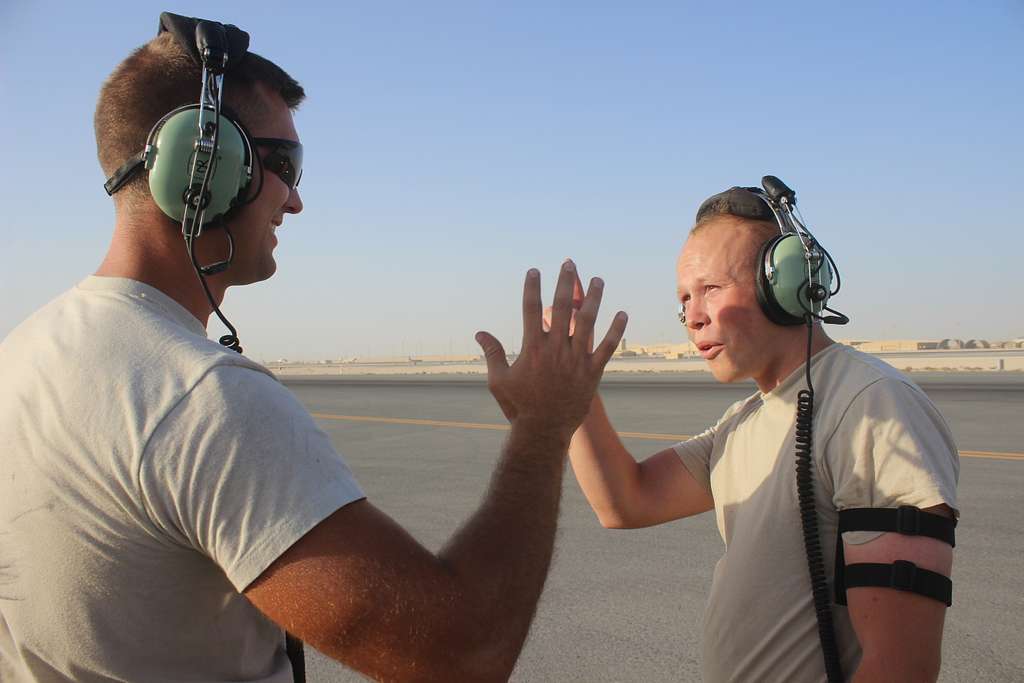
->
[[673, 343, 959, 683], [0, 276, 365, 682]]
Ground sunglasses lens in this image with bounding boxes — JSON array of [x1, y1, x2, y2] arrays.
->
[[255, 139, 304, 190], [283, 144, 302, 189]]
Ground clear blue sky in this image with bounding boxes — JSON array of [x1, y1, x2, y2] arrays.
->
[[2, 1, 1021, 361]]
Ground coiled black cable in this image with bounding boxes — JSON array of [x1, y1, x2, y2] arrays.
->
[[795, 319, 843, 682], [187, 228, 243, 354]]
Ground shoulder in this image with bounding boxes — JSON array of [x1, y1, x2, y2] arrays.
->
[[182, 363, 294, 418], [820, 349, 960, 513], [822, 346, 955, 455], [825, 344, 918, 389], [816, 344, 934, 419]]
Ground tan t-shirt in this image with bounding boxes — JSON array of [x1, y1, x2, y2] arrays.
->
[[674, 343, 959, 683], [0, 277, 365, 682]]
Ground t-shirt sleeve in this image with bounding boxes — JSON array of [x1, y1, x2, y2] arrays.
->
[[823, 377, 960, 545], [672, 395, 757, 495], [672, 426, 716, 494], [139, 365, 365, 591]]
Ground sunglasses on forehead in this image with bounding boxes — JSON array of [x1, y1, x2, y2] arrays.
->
[[252, 138, 303, 189]]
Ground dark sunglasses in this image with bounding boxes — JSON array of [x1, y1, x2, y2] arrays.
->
[[252, 138, 303, 190]]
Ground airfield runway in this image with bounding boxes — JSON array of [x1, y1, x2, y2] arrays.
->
[[281, 372, 1024, 682]]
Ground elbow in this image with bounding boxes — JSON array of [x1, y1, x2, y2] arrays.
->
[[427, 595, 531, 682], [388, 629, 516, 682], [595, 508, 635, 529], [463, 648, 519, 683], [405, 658, 510, 683], [439, 626, 522, 682]]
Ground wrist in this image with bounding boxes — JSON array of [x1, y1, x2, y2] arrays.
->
[[509, 418, 573, 452]]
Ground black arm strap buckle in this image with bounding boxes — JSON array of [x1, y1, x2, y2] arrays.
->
[[834, 505, 956, 607]]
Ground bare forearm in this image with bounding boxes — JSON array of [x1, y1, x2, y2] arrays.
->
[[569, 394, 714, 528], [322, 426, 569, 681], [437, 422, 570, 677], [568, 393, 640, 526]]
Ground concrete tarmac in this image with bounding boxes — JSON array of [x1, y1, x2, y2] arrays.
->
[[282, 372, 1024, 682]]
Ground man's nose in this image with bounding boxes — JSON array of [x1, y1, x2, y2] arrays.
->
[[285, 187, 303, 215], [686, 299, 709, 331]]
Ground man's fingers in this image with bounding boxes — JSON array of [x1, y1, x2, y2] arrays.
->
[[592, 311, 628, 368], [549, 260, 577, 338], [572, 277, 604, 353], [475, 331, 509, 377], [521, 268, 543, 346]]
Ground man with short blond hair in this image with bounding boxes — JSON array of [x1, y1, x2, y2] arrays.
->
[[567, 185, 959, 682]]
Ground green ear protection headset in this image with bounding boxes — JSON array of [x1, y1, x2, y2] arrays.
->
[[138, 102, 253, 226], [751, 176, 848, 327], [683, 175, 848, 328], [103, 14, 254, 235]]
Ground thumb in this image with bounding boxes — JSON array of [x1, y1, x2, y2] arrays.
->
[[475, 331, 509, 375]]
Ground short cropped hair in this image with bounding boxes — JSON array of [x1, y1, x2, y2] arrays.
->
[[94, 31, 304, 202], [689, 187, 781, 276]]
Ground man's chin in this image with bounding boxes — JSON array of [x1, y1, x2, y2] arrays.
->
[[228, 262, 277, 286], [707, 360, 742, 384], [255, 253, 278, 281]]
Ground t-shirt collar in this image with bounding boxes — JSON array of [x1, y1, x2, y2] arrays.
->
[[77, 276, 208, 338], [759, 342, 841, 403]]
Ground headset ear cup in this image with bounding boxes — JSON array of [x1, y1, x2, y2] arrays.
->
[[756, 235, 806, 326], [214, 115, 253, 213], [145, 105, 252, 224]]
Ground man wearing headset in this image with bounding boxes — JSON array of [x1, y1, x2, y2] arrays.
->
[[564, 188, 959, 682], [0, 15, 627, 683]]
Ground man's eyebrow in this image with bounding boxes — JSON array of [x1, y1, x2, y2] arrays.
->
[[677, 276, 701, 298]]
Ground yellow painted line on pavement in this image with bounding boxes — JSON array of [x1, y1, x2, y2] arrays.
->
[[311, 413, 688, 441], [617, 431, 691, 441], [311, 413, 510, 432], [310, 413, 1023, 461], [959, 450, 1024, 461]]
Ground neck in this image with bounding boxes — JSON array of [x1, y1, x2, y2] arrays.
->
[[96, 207, 230, 327], [754, 324, 834, 393]]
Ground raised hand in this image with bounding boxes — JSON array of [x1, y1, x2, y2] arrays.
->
[[476, 260, 627, 442]]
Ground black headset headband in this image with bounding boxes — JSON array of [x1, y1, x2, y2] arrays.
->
[[157, 12, 250, 72], [695, 186, 776, 225], [695, 176, 797, 226]]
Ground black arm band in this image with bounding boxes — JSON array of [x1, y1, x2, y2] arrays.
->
[[843, 560, 952, 606], [839, 506, 956, 547], [835, 505, 956, 606]]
